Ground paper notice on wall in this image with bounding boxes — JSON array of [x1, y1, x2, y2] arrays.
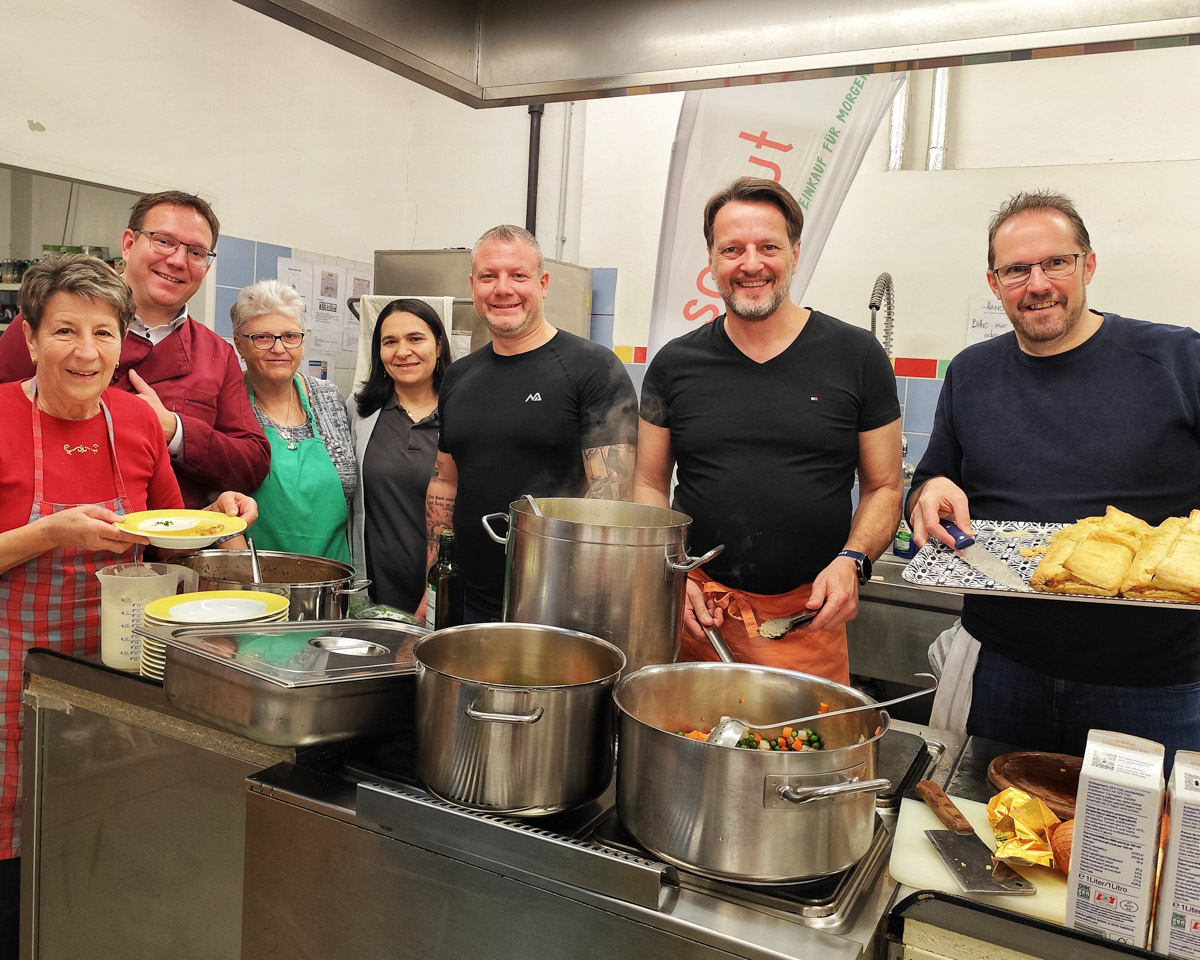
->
[[305, 355, 334, 382], [312, 264, 346, 336], [277, 258, 314, 307], [965, 297, 1013, 346], [343, 268, 369, 352]]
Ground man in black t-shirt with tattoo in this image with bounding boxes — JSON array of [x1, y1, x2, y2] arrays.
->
[[423, 224, 638, 622], [633, 178, 902, 680]]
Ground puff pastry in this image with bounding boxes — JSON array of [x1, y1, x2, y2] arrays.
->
[[1032, 506, 1200, 602], [1031, 507, 1152, 597]]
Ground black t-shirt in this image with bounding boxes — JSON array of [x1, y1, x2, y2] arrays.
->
[[641, 311, 900, 593], [362, 394, 439, 611], [909, 313, 1200, 685], [439, 330, 638, 616]]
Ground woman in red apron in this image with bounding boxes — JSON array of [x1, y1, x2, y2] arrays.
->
[[0, 256, 259, 956]]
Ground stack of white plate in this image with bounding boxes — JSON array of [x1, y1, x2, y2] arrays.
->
[[139, 590, 290, 680]]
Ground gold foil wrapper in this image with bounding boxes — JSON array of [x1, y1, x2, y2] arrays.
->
[[987, 786, 1061, 868]]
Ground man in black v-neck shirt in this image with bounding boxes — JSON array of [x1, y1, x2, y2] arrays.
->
[[634, 178, 902, 679], [423, 225, 638, 621]]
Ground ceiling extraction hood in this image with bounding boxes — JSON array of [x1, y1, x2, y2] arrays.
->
[[233, 0, 1200, 107]]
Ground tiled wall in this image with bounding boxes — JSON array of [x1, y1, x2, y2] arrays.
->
[[213, 237, 294, 338]]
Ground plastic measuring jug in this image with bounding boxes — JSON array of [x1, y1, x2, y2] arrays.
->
[[96, 563, 199, 671]]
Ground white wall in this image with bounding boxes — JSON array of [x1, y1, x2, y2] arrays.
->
[[4, 1, 1200, 359], [806, 44, 1200, 359]]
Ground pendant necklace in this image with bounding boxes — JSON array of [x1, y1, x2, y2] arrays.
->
[[258, 386, 304, 451]]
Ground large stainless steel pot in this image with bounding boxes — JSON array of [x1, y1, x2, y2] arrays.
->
[[413, 622, 625, 816], [174, 550, 369, 620], [482, 498, 721, 674], [614, 662, 890, 883]]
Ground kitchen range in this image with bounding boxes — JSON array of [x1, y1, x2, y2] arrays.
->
[[21, 643, 1169, 960]]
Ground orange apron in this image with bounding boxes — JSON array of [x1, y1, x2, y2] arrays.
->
[[680, 568, 850, 684]]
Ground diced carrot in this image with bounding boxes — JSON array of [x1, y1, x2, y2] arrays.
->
[[875, 724, 882, 735], [682, 730, 709, 741], [782, 726, 793, 738], [819, 702, 830, 714], [753, 731, 761, 743], [738, 697, 744, 703]]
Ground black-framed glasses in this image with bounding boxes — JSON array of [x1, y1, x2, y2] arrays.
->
[[133, 229, 217, 267], [992, 253, 1084, 288], [238, 332, 306, 350]]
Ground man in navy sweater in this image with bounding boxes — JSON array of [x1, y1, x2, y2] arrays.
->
[[908, 189, 1200, 760]]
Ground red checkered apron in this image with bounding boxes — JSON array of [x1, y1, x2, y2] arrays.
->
[[0, 386, 129, 858]]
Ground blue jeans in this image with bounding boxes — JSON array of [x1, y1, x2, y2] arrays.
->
[[969, 645, 1200, 770]]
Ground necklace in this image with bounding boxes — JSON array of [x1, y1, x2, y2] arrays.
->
[[255, 385, 307, 451], [398, 392, 438, 422]]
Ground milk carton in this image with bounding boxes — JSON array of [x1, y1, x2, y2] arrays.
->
[[1066, 729, 1165, 949], [1152, 751, 1200, 957]]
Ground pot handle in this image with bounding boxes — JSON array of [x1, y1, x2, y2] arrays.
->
[[465, 700, 545, 724], [481, 513, 510, 545], [335, 579, 372, 596], [774, 777, 891, 806], [668, 543, 725, 575]]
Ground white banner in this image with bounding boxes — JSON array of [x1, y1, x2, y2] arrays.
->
[[649, 74, 904, 358]]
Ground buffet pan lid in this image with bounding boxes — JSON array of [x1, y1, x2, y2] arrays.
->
[[135, 619, 427, 688]]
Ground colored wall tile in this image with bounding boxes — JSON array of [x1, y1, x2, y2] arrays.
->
[[614, 344, 635, 363], [895, 377, 908, 406], [625, 362, 646, 399], [590, 313, 614, 348], [904, 432, 930, 468], [215, 235, 255, 289], [634, 346, 647, 364], [936, 358, 951, 378], [591, 267, 618, 315], [902, 377, 943, 434], [893, 357, 939, 379], [255, 242, 293, 282], [214, 285, 238, 338]]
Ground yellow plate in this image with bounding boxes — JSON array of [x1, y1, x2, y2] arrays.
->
[[115, 509, 247, 549], [144, 590, 290, 624]]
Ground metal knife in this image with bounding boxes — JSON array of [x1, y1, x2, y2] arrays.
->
[[915, 780, 1036, 895], [940, 519, 1033, 593]]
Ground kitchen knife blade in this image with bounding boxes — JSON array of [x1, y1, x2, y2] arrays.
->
[[940, 520, 1033, 593], [915, 780, 1036, 895]]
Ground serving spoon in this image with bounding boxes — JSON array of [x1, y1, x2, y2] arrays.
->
[[705, 672, 939, 746]]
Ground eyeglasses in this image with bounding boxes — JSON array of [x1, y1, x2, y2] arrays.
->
[[133, 229, 217, 267], [237, 332, 305, 350], [992, 253, 1085, 288]]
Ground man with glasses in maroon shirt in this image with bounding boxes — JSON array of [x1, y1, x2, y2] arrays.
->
[[0, 190, 269, 507]]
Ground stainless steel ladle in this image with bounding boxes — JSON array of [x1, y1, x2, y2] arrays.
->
[[705, 672, 939, 746]]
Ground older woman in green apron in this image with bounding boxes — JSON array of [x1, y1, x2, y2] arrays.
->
[[233, 281, 355, 563]]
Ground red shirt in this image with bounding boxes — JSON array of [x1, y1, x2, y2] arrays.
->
[[0, 381, 183, 533]]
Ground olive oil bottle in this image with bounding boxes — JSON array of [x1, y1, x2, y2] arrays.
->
[[425, 529, 464, 630]]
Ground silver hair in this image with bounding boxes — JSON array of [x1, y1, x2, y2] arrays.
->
[[230, 279, 307, 334], [471, 224, 545, 274]]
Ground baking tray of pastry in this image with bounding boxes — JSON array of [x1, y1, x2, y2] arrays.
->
[[900, 519, 1200, 608]]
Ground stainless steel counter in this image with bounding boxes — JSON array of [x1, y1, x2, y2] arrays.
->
[[19, 650, 314, 960], [848, 557, 961, 719], [240, 721, 964, 960]]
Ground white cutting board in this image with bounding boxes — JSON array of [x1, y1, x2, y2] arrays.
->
[[890, 795, 1067, 925]]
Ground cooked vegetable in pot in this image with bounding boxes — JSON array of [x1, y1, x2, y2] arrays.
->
[[677, 724, 825, 750]]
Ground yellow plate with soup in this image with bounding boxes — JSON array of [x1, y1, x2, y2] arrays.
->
[[115, 509, 247, 549]]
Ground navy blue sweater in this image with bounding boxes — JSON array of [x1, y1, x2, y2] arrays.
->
[[909, 312, 1200, 684]]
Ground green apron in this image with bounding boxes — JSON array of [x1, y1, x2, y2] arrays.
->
[[248, 375, 351, 564]]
